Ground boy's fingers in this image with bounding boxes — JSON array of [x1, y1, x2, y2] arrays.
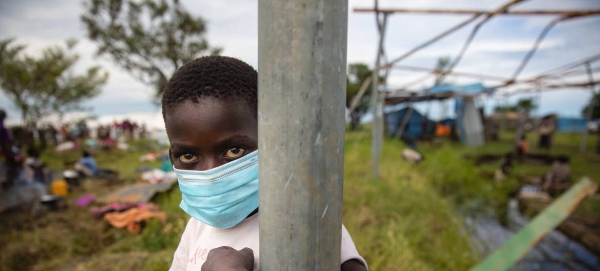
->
[[240, 247, 254, 257], [239, 247, 255, 269]]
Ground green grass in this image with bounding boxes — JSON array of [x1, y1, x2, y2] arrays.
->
[[0, 139, 187, 271], [343, 129, 477, 270], [2, 130, 599, 271]]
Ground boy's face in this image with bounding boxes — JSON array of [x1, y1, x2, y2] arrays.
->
[[165, 97, 258, 171]]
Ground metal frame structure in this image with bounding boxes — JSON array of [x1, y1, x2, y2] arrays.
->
[[351, 1, 600, 176]]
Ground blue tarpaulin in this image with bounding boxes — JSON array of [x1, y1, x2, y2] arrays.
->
[[428, 82, 488, 95], [557, 117, 587, 132], [385, 107, 434, 138]]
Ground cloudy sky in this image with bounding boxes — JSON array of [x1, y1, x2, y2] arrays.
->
[[1, 0, 599, 122]]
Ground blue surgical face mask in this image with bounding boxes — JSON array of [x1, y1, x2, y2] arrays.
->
[[173, 150, 258, 229]]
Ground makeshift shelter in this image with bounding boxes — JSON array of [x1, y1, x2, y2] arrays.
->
[[384, 82, 489, 146], [385, 107, 434, 138]]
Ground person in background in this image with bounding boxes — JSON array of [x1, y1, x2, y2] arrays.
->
[[542, 156, 571, 197], [24, 148, 49, 184], [538, 116, 556, 150], [1, 109, 18, 188], [516, 134, 530, 157], [75, 150, 98, 177]]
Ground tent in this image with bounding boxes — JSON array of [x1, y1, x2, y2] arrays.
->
[[384, 83, 490, 146], [385, 107, 434, 138]]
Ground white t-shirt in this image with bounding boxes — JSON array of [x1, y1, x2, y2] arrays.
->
[[170, 214, 367, 271]]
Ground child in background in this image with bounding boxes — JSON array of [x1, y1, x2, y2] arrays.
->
[[75, 150, 98, 177], [163, 56, 367, 271], [517, 134, 530, 157]]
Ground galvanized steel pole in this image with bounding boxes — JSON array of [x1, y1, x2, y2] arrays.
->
[[258, 1, 348, 270]]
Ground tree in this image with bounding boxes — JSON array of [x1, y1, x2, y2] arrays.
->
[[346, 63, 371, 108], [346, 63, 376, 130], [515, 98, 537, 112], [81, 0, 221, 101], [494, 105, 517, 113], [581, 92, 600, 119], [581, 92, 600, 154], [0, 39, 108, 124]]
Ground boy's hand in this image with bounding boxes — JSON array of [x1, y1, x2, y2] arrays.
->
[[201, 246, 254, 271]]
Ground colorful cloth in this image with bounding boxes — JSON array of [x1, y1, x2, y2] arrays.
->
[[98, 179, 176, 204], [103, 207, 166, 235]]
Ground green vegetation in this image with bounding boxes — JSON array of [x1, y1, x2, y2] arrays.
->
[[0, 38, 108, 123], [81, 0, 221, 100], [343, 130, 477, 270], [2, 130, 599, 271]]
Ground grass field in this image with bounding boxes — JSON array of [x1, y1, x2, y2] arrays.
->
[[1, 129, 599, 271]]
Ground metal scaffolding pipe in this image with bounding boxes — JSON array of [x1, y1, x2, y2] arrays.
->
[[258, 0, 348, 270]]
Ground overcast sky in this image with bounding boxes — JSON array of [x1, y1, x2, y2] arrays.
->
[[1, 0, 599, 122]]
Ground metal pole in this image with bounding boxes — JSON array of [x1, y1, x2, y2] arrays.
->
[[581, 63, 596, 153], [371, 10, 387, 178], [258, 1, 347, 270]]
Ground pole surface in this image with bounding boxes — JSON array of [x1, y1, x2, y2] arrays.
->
[[258, 1, 348, 270]]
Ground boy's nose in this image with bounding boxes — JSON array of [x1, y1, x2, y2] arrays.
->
[[198, 158, 225, 171]]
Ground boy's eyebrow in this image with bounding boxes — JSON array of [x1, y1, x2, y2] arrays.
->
[[169, 135, 254, 150], [216, 134, 254, 146], [169, 143, 195, 150]]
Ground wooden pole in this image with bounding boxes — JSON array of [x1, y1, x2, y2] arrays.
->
[[394, 105, 414, 139], [471, 178, 598, 271], [438, 0, 525, 83], [258, 0, 347, 270], [346, 76, 372, 119], [348, 12, 481, 118], [510, 17, 562, 82], [371, 8, 387, 178], [392, 65, 510, 82], [353, 8, 600, 17], [581, 63, 596, 153]]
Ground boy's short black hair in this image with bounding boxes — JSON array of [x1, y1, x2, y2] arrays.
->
[[161, 56, 258, 118]]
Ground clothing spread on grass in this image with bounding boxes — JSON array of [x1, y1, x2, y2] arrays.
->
[[92, 202, 138, 218], [98, 179, 177, 204], [103, 205, 166, 235], [169, 215, 368, 271]]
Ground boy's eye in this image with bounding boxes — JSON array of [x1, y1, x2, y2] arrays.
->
[[225, 147, 246, 159], [178, 154, 199, 163]]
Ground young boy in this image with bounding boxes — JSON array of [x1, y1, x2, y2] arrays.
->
[[164, 56, 367, 271]]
